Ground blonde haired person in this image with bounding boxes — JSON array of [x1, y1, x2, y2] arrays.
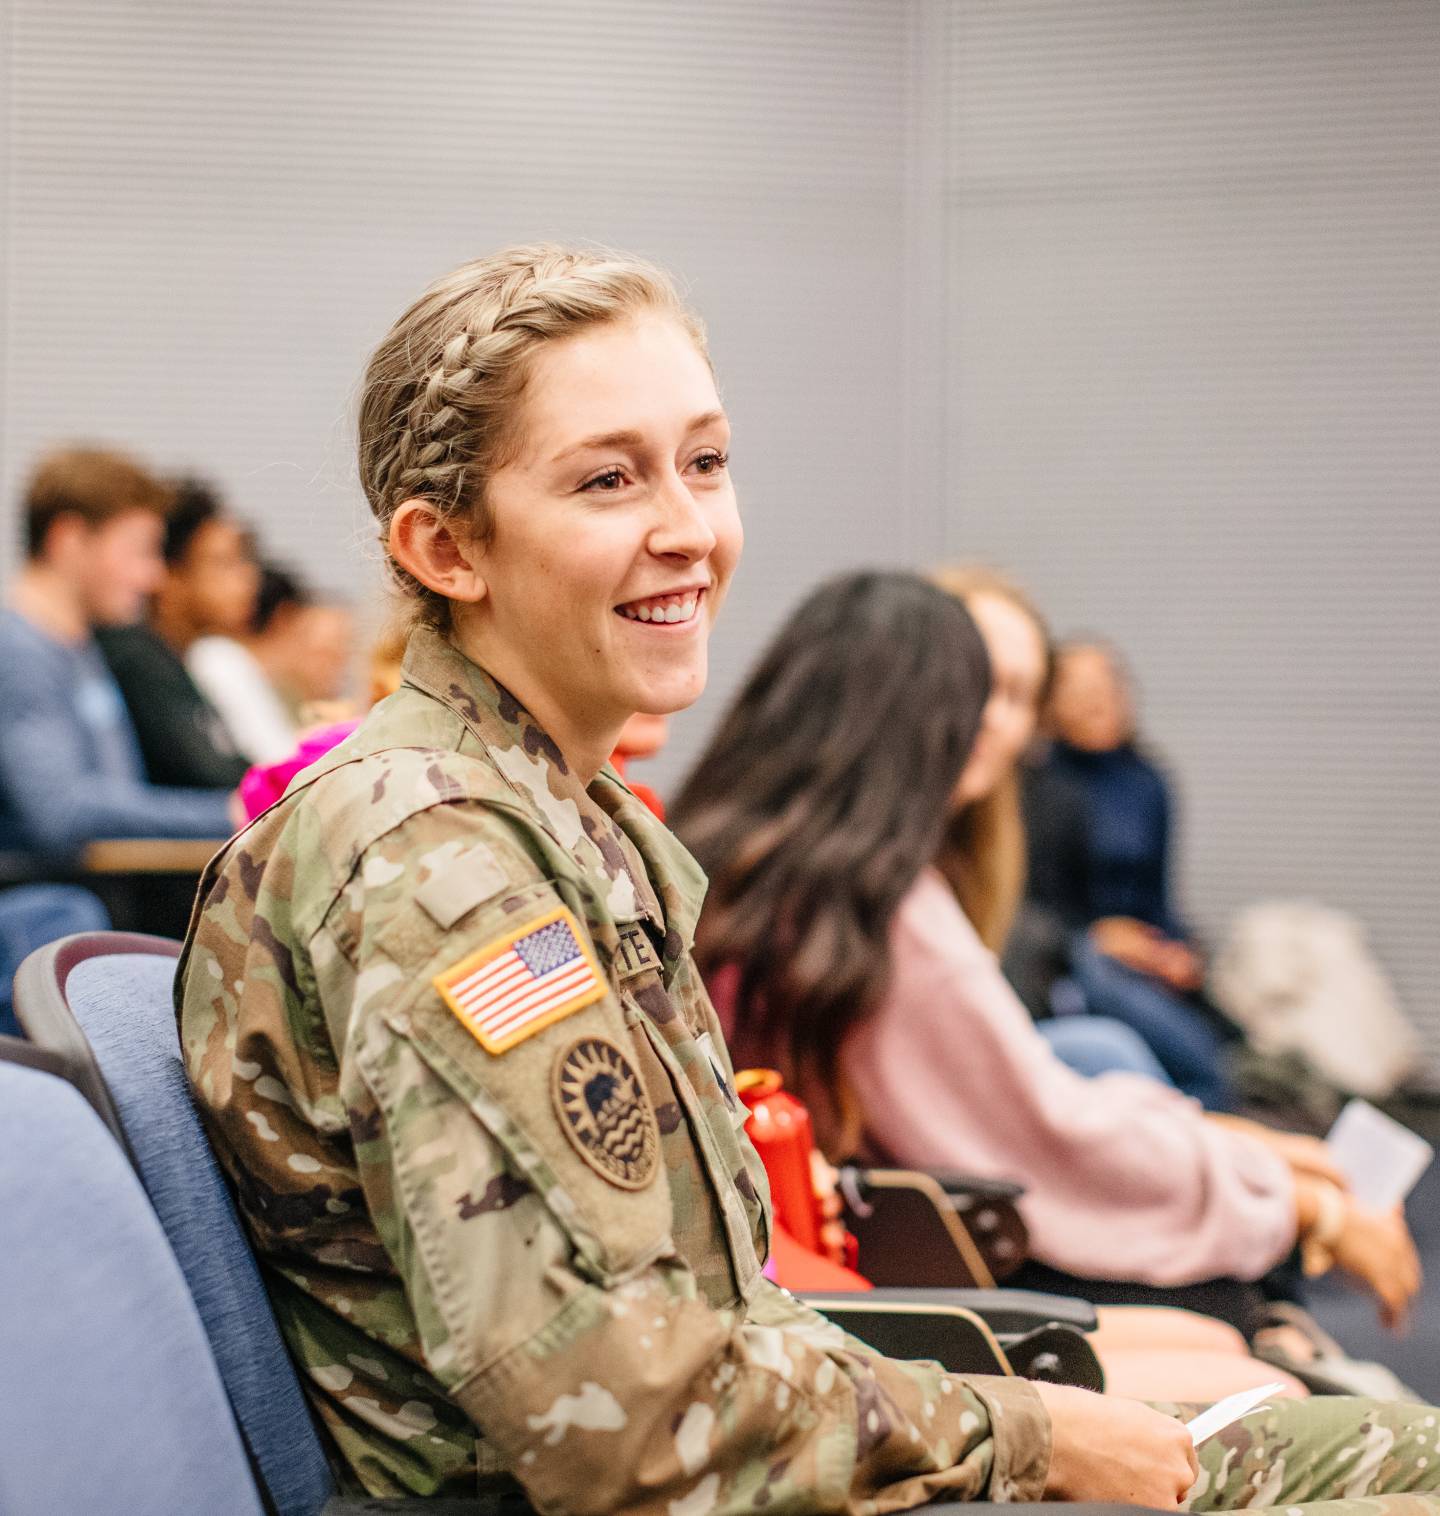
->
[[929, 566, 1169, 1085], [929, 565, 1037, 952], [181, 249, 1435, 1513], [924, 567, 1424, 1322], [939, 574, 1235, 1108]]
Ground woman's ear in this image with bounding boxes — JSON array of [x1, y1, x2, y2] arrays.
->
[[388, 499, 487, 605]]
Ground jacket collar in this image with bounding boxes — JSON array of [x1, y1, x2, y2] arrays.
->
[[400, 628, 696, 954]]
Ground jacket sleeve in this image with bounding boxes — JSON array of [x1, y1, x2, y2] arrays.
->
[[0, 659, 234, 858], [325, 803, 1052, 1516]]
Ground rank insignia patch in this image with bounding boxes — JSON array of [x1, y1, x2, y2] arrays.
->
[[552, 1036, 658, 1189], [433, 906, 606, 1055]]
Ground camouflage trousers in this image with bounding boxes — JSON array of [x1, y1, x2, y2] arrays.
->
[[1171, 1396, 1440, 1512]]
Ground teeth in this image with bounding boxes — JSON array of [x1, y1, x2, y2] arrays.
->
[[619, 592, 700, 623]]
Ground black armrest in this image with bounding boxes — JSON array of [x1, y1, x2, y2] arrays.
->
[[800, 1292, 1010, 1375], [803, 1288, 1104, 1390], [923, 1168, 1025, 1204], [854, 1286, 1097, 1336], [838, 1168, 997, 1287]]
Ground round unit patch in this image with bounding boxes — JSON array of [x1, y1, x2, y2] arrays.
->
[[552, 1036, 659, 1190]]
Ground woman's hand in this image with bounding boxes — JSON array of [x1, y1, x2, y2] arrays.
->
[[1089, 916, 1162, 973], [1089, 917, 1203, 990], [1034, 1382, 1198, 1507], [1331, 1204, 1423, 1332]]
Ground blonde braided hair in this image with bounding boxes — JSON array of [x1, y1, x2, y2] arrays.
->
[[358, 244, 707, 629]]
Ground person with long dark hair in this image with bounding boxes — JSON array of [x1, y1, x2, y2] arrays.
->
[[674, 572, 1418, 1321]]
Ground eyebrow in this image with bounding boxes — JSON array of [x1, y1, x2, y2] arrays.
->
[[549, 410, 728, 465]]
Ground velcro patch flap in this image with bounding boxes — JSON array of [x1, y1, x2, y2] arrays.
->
[[414, 842, 510, 930]]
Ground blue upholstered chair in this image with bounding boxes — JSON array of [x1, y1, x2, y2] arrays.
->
[[0, 1055, 267, 1515], [13, 932, 336, 1516], [9, 934, 1121, 1516]]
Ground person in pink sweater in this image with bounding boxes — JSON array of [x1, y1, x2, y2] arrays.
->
[[673, 571, 1418, 1331], [845, 865, 1291, 1284]]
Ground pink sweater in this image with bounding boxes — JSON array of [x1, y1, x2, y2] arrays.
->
[[842, 869, 1296, 1285]]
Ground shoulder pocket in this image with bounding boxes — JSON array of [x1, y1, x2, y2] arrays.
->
[[376, 888, 674, 1284]]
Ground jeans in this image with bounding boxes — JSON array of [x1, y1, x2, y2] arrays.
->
[[0, 884, 110, 1037], [1068, 932, 1233, 1110], [1038, 1013, 1175, 1084]]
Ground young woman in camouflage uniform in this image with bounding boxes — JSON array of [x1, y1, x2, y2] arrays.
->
[[179, 245, 1440, 1512]]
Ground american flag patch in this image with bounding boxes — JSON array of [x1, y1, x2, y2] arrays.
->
[[433, 906, 606, 1055]]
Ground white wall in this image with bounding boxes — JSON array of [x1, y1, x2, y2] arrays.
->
[[3, 0, 1436, 1072], [0, 0, 924, 771], [931, 0, 1440, 1073]]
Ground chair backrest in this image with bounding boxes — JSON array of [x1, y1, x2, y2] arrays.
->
[[13, 932, 335, 1516], [0, 1056, 266, 1516]]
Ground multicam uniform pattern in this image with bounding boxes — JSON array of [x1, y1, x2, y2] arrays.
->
[[1182, 1395, 1440, 1513], [179, 628, 1440, 1514], [178, 628, 1050, 1510]]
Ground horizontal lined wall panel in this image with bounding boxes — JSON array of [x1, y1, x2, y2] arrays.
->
[[938, 1, 1440, 1075], [0, 0, 918, 799]]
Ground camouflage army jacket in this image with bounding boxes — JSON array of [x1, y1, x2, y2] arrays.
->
[[178, 628, 1050, 1512]]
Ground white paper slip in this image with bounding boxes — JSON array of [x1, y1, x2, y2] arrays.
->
[[1326, 1099, 1434, 1212], [1185, 1383, 1289, 1447]]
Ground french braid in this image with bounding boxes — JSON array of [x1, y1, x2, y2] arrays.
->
[[358, 245, 706, 629]]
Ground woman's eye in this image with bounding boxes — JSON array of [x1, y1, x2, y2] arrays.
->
[[691, 450, 729, 476], [581, 468, 627, 492]]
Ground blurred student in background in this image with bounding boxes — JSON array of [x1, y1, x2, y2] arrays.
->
[[287, 598, 355, 720], [97, 477, 256, 789], [233, 617, 405, 821], [194, 562, 356, 744], [1033, 638, 1238, 1106], [931, 567, 1232, 1107], [190, 564, 308, 764], [0, 446, 235, 861], [930, 565, 1169, 1084], [674, 572, 1418, 1332]]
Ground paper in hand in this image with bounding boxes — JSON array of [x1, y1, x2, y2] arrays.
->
[[1185, 1383, 1289, 1446], [1326, 1099, 1434, 1212]]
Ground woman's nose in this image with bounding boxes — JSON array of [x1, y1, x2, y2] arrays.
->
[[649, 477, 718, 560]]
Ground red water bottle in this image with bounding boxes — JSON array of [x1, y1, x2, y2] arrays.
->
[[735, 1068, 825, 1255]]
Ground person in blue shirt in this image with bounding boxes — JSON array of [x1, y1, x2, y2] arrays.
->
[[1039, 639, 1238, 1106], [0, 445, 236, 865]]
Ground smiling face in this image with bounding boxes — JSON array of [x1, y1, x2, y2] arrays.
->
[[954, 590, 1049, 805], [1049, 643, 1134, 752], [168, 518, 260, 638], [455, 313, 741, 759]]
